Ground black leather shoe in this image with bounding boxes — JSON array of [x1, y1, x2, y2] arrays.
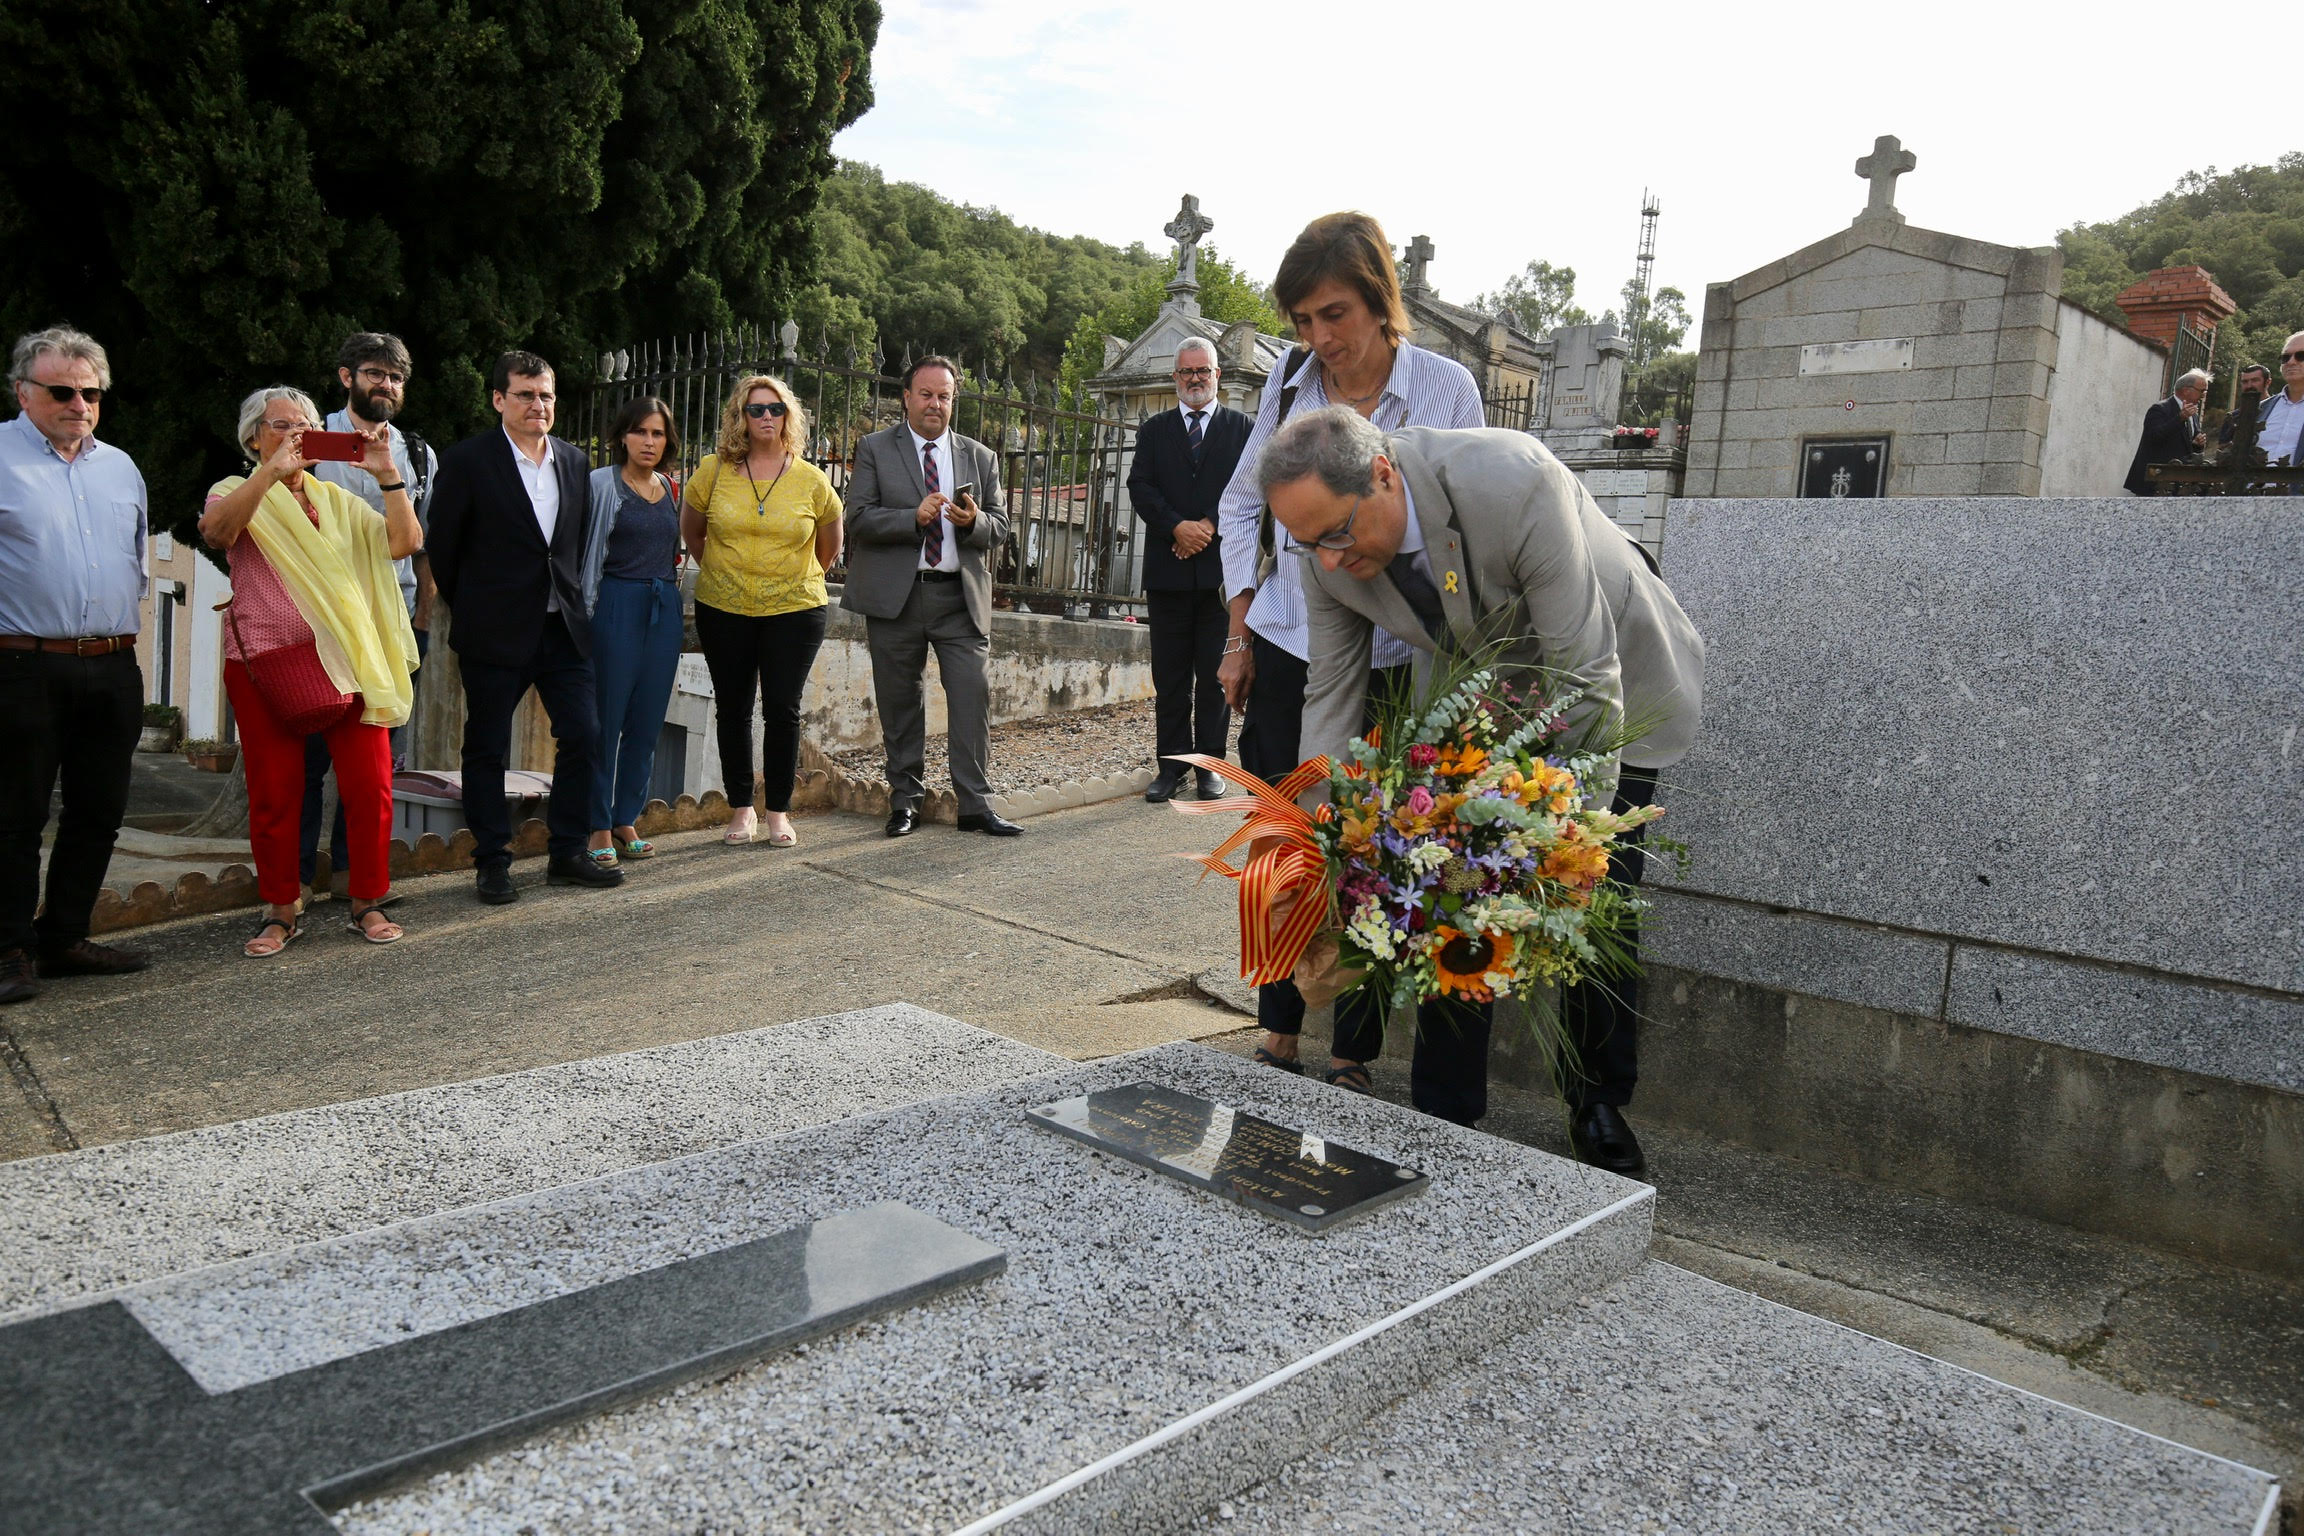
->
[[885, 806, 919, 838], [547, 852, 626, 888], [1571, 1103, 1647, 1176], [1143, 772, 1183, 804], [0, 949, 40, 1006], [37, 938, 149, 977], [1195, 770, 1230, 800], [475, 860, 518, 905], [956, 811, 1024, 837]]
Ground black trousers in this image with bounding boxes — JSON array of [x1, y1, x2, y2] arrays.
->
[[0, 648, 141, 955], [1335, 994, 1494, 1127], [694, 601, 828, 815], [1237, 635, 1311, 1038], [456, 616, 597, 864], [1558, 765, 1660, 1109], [1145, 587, 1228, 768]]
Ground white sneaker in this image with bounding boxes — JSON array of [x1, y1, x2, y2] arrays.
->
[[724, 807, 757, 844]]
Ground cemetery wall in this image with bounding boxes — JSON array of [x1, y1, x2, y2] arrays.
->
[[1614, 494, 2304, 1272], [2038, 301, 2168, 496]]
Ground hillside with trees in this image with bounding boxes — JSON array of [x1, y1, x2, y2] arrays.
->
[[2059, 153, 2304, 377]]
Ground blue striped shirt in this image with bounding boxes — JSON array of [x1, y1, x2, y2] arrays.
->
[[1217, 341, 1484, 662], [0, 413, 147, 638]]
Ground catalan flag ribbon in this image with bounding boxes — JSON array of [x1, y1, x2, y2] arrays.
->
[[1164, 753, 1333, 986]]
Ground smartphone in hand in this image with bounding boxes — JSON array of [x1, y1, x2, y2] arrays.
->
[[952, 482, 975, 505], [299, 430, 367, 462]]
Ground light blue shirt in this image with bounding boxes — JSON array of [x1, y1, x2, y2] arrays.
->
[[1217, 341, 1485, 663], [0, 413, 147, 638], [312, 408, 434, 617]]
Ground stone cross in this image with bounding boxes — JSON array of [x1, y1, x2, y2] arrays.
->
[[1854, 134, 1917, 218], [1164, 194, 1214, 289], [1404, 234, 1435, 293]]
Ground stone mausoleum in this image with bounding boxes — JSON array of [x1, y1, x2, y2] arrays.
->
[[1684, 136, 2173, 499]]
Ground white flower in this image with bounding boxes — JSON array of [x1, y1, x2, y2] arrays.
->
[[1407, 841, 1453, 875]]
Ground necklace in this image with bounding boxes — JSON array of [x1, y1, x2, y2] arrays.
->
[[1327, 350, 1395, 412], [744, 449, 791, 516]]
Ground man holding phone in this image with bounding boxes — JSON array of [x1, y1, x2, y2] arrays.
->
[[840, 356, 1017, 838]]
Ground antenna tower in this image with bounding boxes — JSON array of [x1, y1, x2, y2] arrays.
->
[[1627, 189, 1661, 366]]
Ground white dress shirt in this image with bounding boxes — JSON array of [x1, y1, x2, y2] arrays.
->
[[908, 425, 960, 572], [505, 428, 562, 610], [1218, 341, 1485, 665], [2262, 391, 2304, 465]]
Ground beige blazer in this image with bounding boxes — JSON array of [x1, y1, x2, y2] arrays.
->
[[1298, 427, 1705, 773]]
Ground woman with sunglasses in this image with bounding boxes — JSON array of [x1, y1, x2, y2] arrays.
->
[[578, 395, 684, 867], [682, 375, 843, 847]]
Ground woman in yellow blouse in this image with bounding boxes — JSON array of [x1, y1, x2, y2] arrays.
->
[[683, 374, 843, 847]]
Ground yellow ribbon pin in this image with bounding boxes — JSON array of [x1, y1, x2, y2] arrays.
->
[[1443, 571, 1459, 594]]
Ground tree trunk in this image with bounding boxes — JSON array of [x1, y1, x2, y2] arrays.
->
[[180, 755, 251, 838]]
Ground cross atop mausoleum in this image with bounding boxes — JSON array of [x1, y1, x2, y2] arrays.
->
[[1404, 234, 1436, 294], [1164, 194, 1215, 311], [1854, 134, 1917, 223]]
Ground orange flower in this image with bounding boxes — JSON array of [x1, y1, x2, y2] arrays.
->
[[1435, 744, 1489, 779], [1431, 926, 1515, 1002]]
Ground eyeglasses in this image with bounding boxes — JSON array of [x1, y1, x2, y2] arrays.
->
[[355, 367, 406, 386], [262, 418, 316, 434], [30, 384, 101, 405], [744, 401, 789, 418], [1175, 367, 1214, 381], [507, 389, 555, 405], [1312, 494, 1365, 551]]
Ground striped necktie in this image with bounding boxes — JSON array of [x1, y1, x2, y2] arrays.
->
[[920, 440, 942, 564], [1186, 410, 1205, 465]]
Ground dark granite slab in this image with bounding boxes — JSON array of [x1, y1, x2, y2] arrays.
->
[[1028, 1080, 1429, 1232], [0, 1200, 1002, 1534]]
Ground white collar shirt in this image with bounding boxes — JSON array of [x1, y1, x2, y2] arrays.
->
[[2262, 391, 2304, 465], [505, 427, 562, 610], [907, 425, 959, 572], [1216, 341, 1485, 665]]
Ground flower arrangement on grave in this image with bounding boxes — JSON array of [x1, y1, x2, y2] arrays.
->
[[1610, 425, 1661, 449], [1169, 659, 1660, 1020]]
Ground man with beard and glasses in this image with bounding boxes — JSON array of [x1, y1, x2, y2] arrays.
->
[[301, 332, 437, 903]]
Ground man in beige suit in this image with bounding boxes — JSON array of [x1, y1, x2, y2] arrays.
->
[[1260, 406, 1704, 1170], [842, 356, 1018, 839]]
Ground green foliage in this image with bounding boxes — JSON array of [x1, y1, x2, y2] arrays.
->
[[1056, 248, 1289, 411], [791, 161, 1162, 377], [2056, 153, 2304, 391], [0, 0, 877, 550], [1618, 280, 1690, 363], [1473, 260, 1593, 336], [1621, 350, 1696, 428]]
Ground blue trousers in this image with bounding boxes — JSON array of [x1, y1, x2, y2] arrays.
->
[[589, 576, 684, 832]]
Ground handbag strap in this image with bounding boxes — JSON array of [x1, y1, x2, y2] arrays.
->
[[1256, 345, 1314, 564]]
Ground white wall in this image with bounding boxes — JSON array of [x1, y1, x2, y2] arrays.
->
[[2039, 302, 2167, 496]]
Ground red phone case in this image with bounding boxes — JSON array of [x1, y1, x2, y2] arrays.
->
[[300, 430, 367, 462]]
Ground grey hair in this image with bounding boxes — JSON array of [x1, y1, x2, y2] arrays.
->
[[2174, 368, 2212, 392], [1255, 405, 1385, 499], [235, 385, 322, 459], [10, 325, 112, 390], [1173, 336, 1219, 368]]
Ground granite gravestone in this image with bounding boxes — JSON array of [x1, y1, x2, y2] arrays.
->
[[1029, 1081, 1428, 1231], [0, 1201, 1002, 1535]]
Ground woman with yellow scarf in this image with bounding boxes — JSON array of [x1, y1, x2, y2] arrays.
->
[[200, 387, 422, 956]]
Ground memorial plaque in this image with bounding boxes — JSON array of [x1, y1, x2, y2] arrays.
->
[[0, 1201, 1003, 1535], [1027, 1081, 1428, 1232], [1798, 338, 1914, 376], [1799, 437, 1889, 498]]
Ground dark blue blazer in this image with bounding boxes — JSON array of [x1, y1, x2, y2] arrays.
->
[[1128, 404, 1249, 592]]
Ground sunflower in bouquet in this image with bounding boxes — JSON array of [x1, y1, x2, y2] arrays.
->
[[1172, 659, 1661, 1025]]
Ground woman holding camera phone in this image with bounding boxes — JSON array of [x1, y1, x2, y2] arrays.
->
[[199, 387, 421, 956], [682, 375, 843, 847]]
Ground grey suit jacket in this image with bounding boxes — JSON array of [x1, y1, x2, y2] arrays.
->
[[1299, 427, 1704, 773], [840, 424, 1008, 634]]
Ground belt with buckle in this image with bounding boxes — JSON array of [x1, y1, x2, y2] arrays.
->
[[915, 569, 961, 583], [0, 634, 138, 655]]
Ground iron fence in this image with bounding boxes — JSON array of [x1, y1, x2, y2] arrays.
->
[[569, 324, 1145, 615]]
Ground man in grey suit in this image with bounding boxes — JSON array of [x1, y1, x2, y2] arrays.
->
[[1261, 406, 1705, 1169], [842, 356, 1021, 837]]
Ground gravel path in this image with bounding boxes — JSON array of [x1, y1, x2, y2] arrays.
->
[[825, 700, 1234, 796]]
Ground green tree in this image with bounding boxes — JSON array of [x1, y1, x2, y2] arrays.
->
[[1057, 248, 1289, 412], [0, 0, 877, 549], [1473, 259, 1592, 336], [1618, 280, 1690, 364]]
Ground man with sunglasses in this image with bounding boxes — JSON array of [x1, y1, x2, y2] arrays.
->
[[0, 326, 152, 1003], [1257, 406, 1704, 1168], [1128, 338, 1246, 803], [427, 350, 619, 902], [2253, 334, 2304, 470]]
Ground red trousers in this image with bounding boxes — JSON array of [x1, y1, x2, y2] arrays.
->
[[224, 661, 393, 905]]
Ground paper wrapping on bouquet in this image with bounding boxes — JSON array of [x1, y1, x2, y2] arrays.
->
[[1166, 753, 1334, 986]]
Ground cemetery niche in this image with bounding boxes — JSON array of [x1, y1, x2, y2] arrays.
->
[[1028, 1080, 1429, 1232]]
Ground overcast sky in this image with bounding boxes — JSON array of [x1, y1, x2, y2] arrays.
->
[[834, 0, 2297, 334]]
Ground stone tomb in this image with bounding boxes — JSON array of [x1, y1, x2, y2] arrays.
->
[[0, 1007, 2277, 1532]]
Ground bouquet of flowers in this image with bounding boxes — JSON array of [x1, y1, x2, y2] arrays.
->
[[1172, 664, 1661, 1019]]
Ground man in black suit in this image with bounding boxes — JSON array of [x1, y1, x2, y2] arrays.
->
[[2124, 367, 2210, 494], [1128, 337, 1246, 802], [425, 351, 621, 902]]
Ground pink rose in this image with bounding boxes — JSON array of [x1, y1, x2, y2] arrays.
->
[[1406, 785, 1434, 815]]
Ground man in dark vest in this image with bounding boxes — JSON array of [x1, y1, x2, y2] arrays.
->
[[1127, 337, 1248, 801]]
